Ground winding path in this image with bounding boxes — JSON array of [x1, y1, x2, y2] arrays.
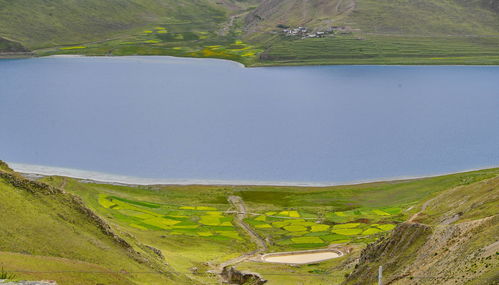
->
[[408, 197, 435, 223], [228, 195, 268, 251], [216, 196, 268, 270]]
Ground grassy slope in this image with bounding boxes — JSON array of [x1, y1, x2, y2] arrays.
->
[[257, 34, 499, 66], [345, 176, 499, 285], [38, 168, 499, 285], [2, 0, 499, 65], [0, 166, 192, 284], [0, 0, 228, 49], [253, 0, 499, 65], [39, 178, 253, 284], [244, 0, 499, 35]]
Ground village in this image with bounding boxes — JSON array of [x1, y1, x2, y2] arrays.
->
[[280, 25, 353, 38]]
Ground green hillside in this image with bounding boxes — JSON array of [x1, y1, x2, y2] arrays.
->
[[1, 160, 498, 284], [0, 162, 193, 285], [0, 0, 230, 49], [29, 165, 498, 284], [1, 0, 499, 64], [244, 0, 499, 36], [345, 175, 499, 285]]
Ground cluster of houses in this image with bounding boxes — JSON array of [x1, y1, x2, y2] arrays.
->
[[280, 26, 352, 39]]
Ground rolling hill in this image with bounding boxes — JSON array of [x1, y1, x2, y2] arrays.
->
[[244, 0, 499, 36], [1, 0, 499, 64], [0, 0, 231, 49], [1, 160, 497, 284], [345, 175, 499, 284], [0, 161, 194, 285]]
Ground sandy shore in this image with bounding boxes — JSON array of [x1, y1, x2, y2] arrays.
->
[[8, 162, 499, 187]]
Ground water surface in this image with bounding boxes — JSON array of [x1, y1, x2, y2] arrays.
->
[[1, 56, 498, 184]]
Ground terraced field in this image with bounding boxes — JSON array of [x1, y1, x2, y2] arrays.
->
[[36, 167, 498, 284], [96, 191, 401, 251], [246, 208, 400, 250], [258, 34, 499, 65], [38, 23, 262, 64], [98, 194, 243, 241]]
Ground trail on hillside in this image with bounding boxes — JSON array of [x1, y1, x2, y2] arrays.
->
[[408, 198, 435, 223]]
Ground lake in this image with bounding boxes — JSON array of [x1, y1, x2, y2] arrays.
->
[[1, 56, 498, 185]]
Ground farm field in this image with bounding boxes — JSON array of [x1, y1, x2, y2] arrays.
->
[[256, 34, 499, 66], [37, 23, 263, 65], [35, 32, 499, 66], [38, 167, 499, 284]]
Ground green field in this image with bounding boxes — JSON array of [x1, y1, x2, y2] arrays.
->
[[245, 207, 400, 250], [33, 167, 499, 284], [1, 160, 498, 284], [0, 165, 192, 284], [256, 34, 499, 66]]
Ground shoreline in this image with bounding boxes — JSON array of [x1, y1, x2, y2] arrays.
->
[[3, 53, 499, 68], [8, 162, 499, 188]]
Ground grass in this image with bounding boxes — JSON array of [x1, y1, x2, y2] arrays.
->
[[31, 167, 499, 283], [0, 267, 16, 280], [97, 194, 243, 241], [2, 0, 499, 64], [247, 208, 399, 250], [2, 163, 498, 284], [0, 253, 133, 285], [41, 35, 263, 65], [40, 168, 498, 256], [0, 0, 231, 49], [257, 34, 499, 66], [0, 170, 189, 284]]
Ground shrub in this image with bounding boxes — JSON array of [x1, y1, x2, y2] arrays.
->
[[0, 267, 16, 280]]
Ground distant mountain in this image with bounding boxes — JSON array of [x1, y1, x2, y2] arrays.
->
[[2, 0, 499, 64]]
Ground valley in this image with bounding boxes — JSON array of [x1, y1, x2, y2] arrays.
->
[[1, 162, 496, 284]]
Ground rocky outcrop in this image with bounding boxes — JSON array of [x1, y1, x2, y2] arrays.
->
[[0, 161, 13, 172], [0, 171, 63, 195], [221, 266, 267, 285], [345, 223, 432, 285], [145, 245, 165, 260], [344, 217, 499, 285], [0, 37, 29, 53]]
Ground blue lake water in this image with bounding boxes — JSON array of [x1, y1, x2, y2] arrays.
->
[[1, 56, 498, 184]]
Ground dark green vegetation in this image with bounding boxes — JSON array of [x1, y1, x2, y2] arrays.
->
[[0, 163, 499, 284], [0, 37, 28, 54], [0, 266, 16, 280], [1, 0, 499, 65]]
